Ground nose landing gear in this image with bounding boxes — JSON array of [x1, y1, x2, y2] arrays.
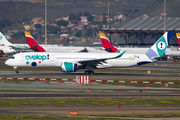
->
[[14, 67, 19, 73]]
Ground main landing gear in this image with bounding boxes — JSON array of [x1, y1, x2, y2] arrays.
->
[[14, 67, 19, 74], [85, 70, 94, 74]]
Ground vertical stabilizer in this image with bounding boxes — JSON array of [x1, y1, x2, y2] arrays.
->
[[93, 29, 96, 43], [0, 32, 13, 46], [25, 31, 46, 52], [145, 32, 174, 61], [99, 32, 118, 52], [176, 33, 180, 47]]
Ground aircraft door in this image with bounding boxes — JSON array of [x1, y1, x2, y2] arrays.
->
[[21, 55, 24, 61], [51, 55, 55, 61]]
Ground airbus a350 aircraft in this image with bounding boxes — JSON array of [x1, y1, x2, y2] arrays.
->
[[5, 32, 173, 74], [25, 31, 104, 53], [99, 32, 180, 57]]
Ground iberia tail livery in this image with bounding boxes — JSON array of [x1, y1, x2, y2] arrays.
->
[[25, 31, 46, 52], [99, 32, 119, 52], [176, 33, 180, 47]]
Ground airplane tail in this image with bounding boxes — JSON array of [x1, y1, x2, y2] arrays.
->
[[0, 32, 13, 46], [24, 31, 46, 52], [145, 31, 174, 61], [99, 32, 119, 52], [176, 33, 180, 47]]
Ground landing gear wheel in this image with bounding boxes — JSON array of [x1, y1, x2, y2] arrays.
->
[[13, 67, 19, 74], [85, 70, 94, 74], [14, 71, 19, 74]]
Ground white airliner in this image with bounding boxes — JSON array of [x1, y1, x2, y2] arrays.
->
[[5, 32, 173, 74], [0, 46, 15, 54], [0, 32, 29, 48], [25, 31, 104, 53], [0, 32, 16, 56], [0, 31, 103, 54], [99, 32, 180, 57]]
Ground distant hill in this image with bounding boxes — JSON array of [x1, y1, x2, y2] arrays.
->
[[131, 0, 180, 18], [0, 0, 180, 21], [0, 0, 153, 20]]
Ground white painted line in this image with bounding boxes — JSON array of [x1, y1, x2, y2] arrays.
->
[[155, 82, 162, 84], [143, 81, 149, 84], [119, 81, 125, 83], [96, 80, 102, 82], [107, 80, 114, 83]]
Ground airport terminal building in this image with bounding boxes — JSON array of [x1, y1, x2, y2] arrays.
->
[[101, 17, 180, 47]]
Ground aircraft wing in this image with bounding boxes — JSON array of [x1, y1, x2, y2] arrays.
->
[[78, 47, 88, 52], [76, 51, 126, 65]]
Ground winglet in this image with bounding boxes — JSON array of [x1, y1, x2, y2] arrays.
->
[[115, 49, 121, 53], [115, 51, 126, 58]]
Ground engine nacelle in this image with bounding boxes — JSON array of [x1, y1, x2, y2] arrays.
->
[[61, 62, 78, 72]]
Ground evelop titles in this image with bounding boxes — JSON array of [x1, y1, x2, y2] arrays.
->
[[25, 54, 50, 61]]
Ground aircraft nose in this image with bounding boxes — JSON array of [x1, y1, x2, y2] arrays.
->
[[5, 60, 10, 66], [11, 49, 16, 53]]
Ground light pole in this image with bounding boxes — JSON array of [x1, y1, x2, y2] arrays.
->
[[45, 0, 47, 46], [164, 0, 166, 33], [108, 0, 109, 29]]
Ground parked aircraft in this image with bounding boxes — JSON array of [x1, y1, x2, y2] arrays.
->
[[0, 32, 16, 56], [92, 29, 101, 45], [0, 46, 15, 56], [5, 32, 173, 74], [0, 32, 29, 48], [176, 33, 180, 48], [25, 31, 104, 53], [0, 32, 32, 54], [99, 32, 180, 56]]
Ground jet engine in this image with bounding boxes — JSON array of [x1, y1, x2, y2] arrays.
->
[[61, 62, 78, 72]]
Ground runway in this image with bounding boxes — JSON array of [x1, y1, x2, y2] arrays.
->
[[0, 83, 180, 92], [1, 58, 180, 78], [0, 92, 180, 98], [0, 107, 180, 115]]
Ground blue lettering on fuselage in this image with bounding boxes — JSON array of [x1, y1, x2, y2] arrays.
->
[[25, 54, 49, 61]]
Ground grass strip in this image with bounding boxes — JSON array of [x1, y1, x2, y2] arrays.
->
[[0, 97, 180, 108]]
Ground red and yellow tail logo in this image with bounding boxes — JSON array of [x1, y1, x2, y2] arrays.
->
[[99, 33, 118, 52], [25, 31, 46, 52], [176, 33, 180, 47]]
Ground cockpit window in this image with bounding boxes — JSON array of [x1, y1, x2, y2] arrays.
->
[[10, 56, 15, 59]]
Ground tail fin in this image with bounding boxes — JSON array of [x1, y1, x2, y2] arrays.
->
[[176, 33, 180, 47], [0, 32, 13, 46], [24, 31, 46, 52], [145, 32, 174, 61], [99, 32, 119, 52]]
